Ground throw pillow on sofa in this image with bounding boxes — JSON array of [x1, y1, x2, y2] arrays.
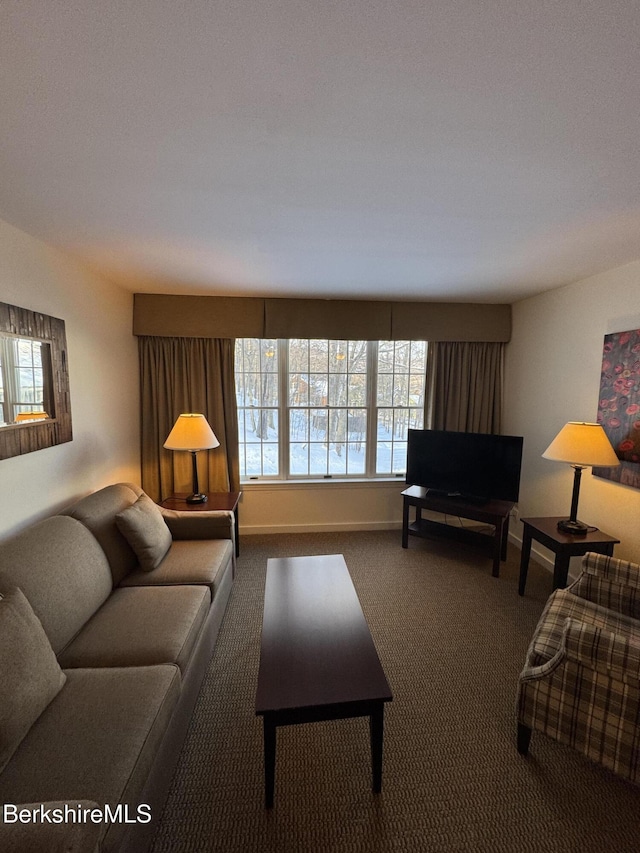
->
[[115, 493, 172, 571], [0, 586, 67, 772]]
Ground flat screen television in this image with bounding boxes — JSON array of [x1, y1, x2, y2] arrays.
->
[[405, 429, 524, 503]]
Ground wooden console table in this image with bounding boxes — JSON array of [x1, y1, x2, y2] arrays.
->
[[401, 486, 514, 577]]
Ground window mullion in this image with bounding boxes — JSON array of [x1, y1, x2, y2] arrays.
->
[[365, 341, 378, 477], [279, 340, 288, 479]]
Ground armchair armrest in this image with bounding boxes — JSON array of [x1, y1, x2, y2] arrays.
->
[[566, 552, 640, 619], [519, 617, 640, 686], [159, 507, 235, 542], [580, 552, 640, 589], [563, 618, 640, 685]]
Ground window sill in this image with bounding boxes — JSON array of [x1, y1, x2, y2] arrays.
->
[[240, 477, 407, 491]]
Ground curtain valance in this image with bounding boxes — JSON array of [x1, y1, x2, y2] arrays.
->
[[133, 294, 511, 342]]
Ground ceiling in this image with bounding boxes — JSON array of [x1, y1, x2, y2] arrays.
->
[[1, 1, 639, 304]]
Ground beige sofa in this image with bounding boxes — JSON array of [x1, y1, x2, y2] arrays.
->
[[0, 483, 235, 853]]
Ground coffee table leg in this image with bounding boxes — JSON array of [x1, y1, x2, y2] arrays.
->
[[370, 703, 385, 793], [263, 715, 276, 808]]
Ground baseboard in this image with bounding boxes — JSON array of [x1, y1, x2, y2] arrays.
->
[[508, 530, 556, 579]]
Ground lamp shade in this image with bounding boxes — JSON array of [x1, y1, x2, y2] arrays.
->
[[542, 422, 620, 468], [164, 414, 219, 452]]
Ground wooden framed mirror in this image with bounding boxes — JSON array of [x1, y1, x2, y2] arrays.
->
[[0, 301, 72, 460]]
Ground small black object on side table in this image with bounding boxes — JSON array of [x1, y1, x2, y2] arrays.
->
[[518, 516, 619, 596]]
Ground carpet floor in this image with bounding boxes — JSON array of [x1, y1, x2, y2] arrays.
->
[[150, 530, 640, 852]]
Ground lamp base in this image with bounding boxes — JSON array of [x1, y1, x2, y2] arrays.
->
[[186, 493, 208, 504], [557, 518, 588, 535]]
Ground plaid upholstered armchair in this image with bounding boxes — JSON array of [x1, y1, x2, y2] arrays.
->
[[516, 551, 640, 783]]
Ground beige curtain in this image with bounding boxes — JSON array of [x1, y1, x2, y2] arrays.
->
[[139, 336, 239, 501], [426, 341, 503, 434]]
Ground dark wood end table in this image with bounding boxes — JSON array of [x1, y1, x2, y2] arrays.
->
[[255, 554, 392, 808], [518, 516, 619, 596], [160, 491, 241, 557]]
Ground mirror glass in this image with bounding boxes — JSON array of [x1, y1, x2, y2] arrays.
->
[[0, 334, 55, 427]]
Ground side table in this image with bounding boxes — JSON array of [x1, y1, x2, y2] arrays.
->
[[160, 491, 241, 557], [518, 516, 619, 596]]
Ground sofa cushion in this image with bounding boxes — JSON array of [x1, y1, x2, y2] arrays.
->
[[0, 665, 180, 853], [115, 494, 172, 571], [528, 588, 640, 667], [0, 516, 113, 655], [119, 538, 233, 593], [61, 483, 144, 586], [0, 588, 67, 773], [0, 800, 103, 853], [58, 585, 210, 674]]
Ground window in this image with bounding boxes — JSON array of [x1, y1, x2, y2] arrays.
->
[[235, 338, 280, 477], [376, 340, 427, 475], [235, 339, 427, 480], [289, 339, 368, 476]]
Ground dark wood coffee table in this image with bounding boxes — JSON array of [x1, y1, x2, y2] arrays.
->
[[255, 554, 393, 808]]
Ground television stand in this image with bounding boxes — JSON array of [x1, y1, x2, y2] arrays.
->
[[401, 485, 514, 577], [440, 491, 489, 506]]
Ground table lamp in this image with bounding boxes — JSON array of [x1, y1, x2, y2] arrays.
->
[[542, 421, 620, 534], [164, 413, 219, 503]]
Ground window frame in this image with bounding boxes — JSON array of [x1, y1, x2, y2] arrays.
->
[[0, 335, 50, 425]]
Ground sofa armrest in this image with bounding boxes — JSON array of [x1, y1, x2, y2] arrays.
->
[[0, 801, 102, 853], [159, 507, 235, 542], [566, 552, 640, 619]]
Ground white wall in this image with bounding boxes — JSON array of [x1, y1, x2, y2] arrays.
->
[[240, 479, 407, 534], [0, 220, 139, 539], [504, 260, 640, 570]]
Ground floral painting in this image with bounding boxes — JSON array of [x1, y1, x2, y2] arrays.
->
[[594, 328, 640, 489]]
